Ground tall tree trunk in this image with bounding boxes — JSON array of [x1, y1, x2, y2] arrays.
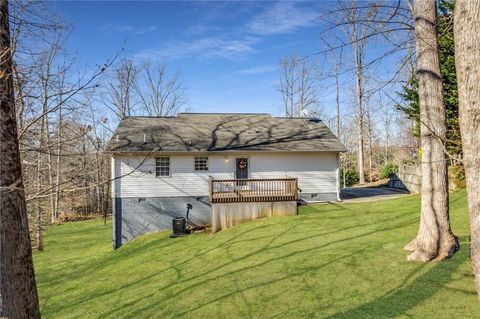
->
[[0, 0, 41, 317], [339, 0, 376, 185], [405, 0, 459, 261], [82, 131, 89, 214], [54, 107, 62, 221], [35, 115, 45, 251], [365, 102, 373, 183], [12, 62, 24, 132], [384, 104, 390, 162], [53, 86, 64, 221], [39, 44, 56, 223], [333, 54, 341, 138], [349, 4, 365, 185], [35, 204, 43, 251], [95, 145, 101, 214], [454, 0, 480, 299], [45, 113, 56, 223], [355, 47, 365, 184]]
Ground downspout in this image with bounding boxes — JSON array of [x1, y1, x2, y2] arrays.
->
[[111, 156, 116, 248], [336, 153, 341, 201]]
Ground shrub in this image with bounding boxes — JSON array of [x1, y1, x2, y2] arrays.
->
[[58, 212, 98, 223], [340, 168, 359, 187], [380, 163, 399, 179]]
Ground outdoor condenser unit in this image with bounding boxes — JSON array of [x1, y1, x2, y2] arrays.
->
[[170, 216, 187, 238]]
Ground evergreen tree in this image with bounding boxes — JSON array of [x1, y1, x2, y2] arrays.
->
[[397, 0, 461, 156]]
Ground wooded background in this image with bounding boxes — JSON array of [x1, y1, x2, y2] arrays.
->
[[7, 0, 464, 252]]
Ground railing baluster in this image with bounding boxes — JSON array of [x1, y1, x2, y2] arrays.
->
[[210, 177, 298, 203]]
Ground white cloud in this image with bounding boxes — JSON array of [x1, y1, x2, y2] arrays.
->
[[98, 23, 158, 35], [135, 25, 158, 34], [137, 36, 259, 61], [135, 2, 321, 61], [234, 64, 277, 75], [185, 24, 211, 36], [247, 2, 319, 35]]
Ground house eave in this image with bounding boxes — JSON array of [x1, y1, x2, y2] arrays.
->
[[106, 149, 347, 157]]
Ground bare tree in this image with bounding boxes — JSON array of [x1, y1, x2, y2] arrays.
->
[[454, 0, 480, 299], [364, 95, 375, 182], [404, 0, 458, 262], [329, 51, 342, 138], [102, 58, 139, 120], [31, 27, 66, 248], [378, 92, 394, 162], [279, 55, 296, 117], [336, 0, 380, 184], [317, 0, 414, 185], [0, 0, 40, 316], [134, 61, 185, 117], [52, 73, 66, 222], [278, 53, 319, 117], [9, 0, 117, 244]]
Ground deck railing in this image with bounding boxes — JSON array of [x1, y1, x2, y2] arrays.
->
[[209, 177, 299, 203]]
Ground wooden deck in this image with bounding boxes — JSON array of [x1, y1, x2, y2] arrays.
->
[[209, 178, 299, 203]]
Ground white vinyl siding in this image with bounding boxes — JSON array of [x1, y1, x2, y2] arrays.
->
[[114, 152, 338, 198], [116, 155, 234, 197], [249, 153, 338, 194]]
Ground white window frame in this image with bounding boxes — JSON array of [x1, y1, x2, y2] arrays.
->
[[194, 156, 209, 172], [155, 157, 170, 177]]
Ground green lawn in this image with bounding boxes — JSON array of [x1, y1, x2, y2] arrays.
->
[[34, 190, 479, 318]]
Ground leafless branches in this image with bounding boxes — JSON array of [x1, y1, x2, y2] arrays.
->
[[278, 53, 320, 117], [100, 59, 186, 120]]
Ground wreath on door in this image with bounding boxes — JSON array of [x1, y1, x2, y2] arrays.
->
[[239, 159, 247, 169]]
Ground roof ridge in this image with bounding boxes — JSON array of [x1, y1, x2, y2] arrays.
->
[[123, 116, 176, 119], [122, 114, 322, 120], [177, 112, 271, 117]]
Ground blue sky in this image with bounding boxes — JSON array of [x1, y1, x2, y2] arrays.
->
[[49, 1, 338, 116], [48, 0, 407, 120]]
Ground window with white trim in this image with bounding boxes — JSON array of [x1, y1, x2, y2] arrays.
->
[[194, 156, 208, 171], [155, 157, 170, 177]]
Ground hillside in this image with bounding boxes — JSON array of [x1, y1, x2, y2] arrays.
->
[[34, 190, 479, 318]]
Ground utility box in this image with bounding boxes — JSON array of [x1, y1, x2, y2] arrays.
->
[[170, 216, 186, 238]]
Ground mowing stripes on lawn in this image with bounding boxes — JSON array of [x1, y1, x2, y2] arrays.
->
[[34, 190, 479, 319]]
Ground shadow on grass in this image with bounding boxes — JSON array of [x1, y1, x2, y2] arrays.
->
[[41, 224, 274, 315], [43, 203, 417, 318], [326, 236, 469, 319], [95, 215, 416, 318], [299, 199, 418, 221], [48, 210, 415, 317], [171, 253, 358, 319]]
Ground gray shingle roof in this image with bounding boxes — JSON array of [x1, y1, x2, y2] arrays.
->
[[106, 113, 347, 153]]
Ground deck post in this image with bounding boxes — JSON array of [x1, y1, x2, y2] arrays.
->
[[208, 177, 213, 203], [294, 178, 299, 200], [336, 153, 341, 201]]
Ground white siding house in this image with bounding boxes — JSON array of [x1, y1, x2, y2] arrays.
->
[[107, 113, 346, 247], [114, 152, 340, 199]]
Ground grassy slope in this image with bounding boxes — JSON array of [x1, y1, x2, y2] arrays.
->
[[34, 190, 479, 319]]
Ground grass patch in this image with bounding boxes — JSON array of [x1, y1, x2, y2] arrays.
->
[[34, 190, 479, 318]]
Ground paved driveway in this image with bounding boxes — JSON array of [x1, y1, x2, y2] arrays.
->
[[340, 186, 410, 203]]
